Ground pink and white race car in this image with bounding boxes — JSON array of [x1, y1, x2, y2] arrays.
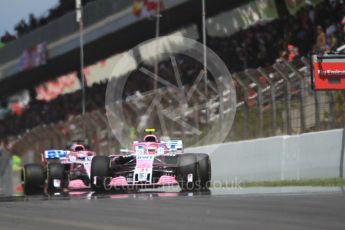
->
[[90, 129, 211, 192], [21, 141, 95, 195]]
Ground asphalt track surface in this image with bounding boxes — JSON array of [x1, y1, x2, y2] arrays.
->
[[0, 187, 345, 230]]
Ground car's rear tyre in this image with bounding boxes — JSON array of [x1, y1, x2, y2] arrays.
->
[[196, 153, 211, 191], [91, 156, 110, 191], [47, 163, 68, 194], [21, 164, 45, 195], [178, 154, 200, 191]]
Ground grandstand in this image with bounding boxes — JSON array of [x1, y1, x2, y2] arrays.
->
[[0, 0, 344, 161]]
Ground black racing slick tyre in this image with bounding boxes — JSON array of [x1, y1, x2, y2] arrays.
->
[[91, 156, 110, 191], [178, 154, 199, 192], [196, 153, 211, 191], [47, 163, 68, 194], [21, 164, 45, 195]]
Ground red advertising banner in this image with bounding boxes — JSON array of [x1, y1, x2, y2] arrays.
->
[[311, 54, 345, 90], [36, 72, 80, 101]]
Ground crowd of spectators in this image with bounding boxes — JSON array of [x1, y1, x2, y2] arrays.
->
[[0, 31, 16, 44], [0, 0, 96, 46], [0, 0, 344, 141], [0, 80, 107, 139], [210, 0, 344, 72]]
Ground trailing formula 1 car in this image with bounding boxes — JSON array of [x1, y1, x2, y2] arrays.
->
[[21, 141, 95, 195], [91, 129, 211, 192]]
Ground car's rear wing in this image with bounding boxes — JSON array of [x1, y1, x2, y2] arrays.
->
[[44, 150, 69, 159], [161, 140, 183, 153]]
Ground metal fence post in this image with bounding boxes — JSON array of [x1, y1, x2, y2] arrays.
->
[[233, 73, 249, 139], [273, 63, 292, 135], [327, 91, 336, 129], [258, 67, 277, 136], [245, 70, 263, 138], [314, 91, 321, 131], [284, 60, 306, 133], [301, 56, 320, 131]]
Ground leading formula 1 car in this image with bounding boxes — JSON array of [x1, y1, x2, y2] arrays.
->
[[90, 129, 211, 192], [21, 141, 95, 195]]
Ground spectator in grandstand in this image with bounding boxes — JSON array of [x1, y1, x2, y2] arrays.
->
[[0, 101, 10, 120], [298, 7, 311, 30], [276, 50, 289, 63], [14, 19, 29, 37], [328, 0, 340, 12], [38, 16, 49, 27], [306, 4, 316, 26], [287, 44, 299, 62], [0, 31, 16, 44], [313, 25, 327, 53], [326, 34, 340, 52], [29, 14, 38, 30]]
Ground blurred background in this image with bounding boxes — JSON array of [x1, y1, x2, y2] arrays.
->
[[0, 0, 344, 191]]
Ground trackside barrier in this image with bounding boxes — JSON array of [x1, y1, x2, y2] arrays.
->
[[0, 149, 12, 196], [186, 129, 345, 183]]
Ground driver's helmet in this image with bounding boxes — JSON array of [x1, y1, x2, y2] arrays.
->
[[71, 144, 85, 151], [143, 135, 158, 142]]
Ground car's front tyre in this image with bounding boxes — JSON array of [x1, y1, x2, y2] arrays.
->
[[177, 154, 200, 191], [91, 156, 110, 191], [21, 164, 45, 195]]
